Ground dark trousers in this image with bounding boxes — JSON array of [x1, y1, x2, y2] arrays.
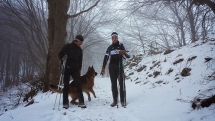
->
[[63, 66, 84, 104], [109, 63, 126, 102]]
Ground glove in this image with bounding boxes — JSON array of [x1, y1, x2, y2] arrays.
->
[[119, 50, 126, 55], [62, 55, 67, 61], [100, 67, 105, 75]]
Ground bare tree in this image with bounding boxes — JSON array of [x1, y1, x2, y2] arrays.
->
[[0, 0, 49, 91], [118, 0, 214, 56], [45, 0, 100, 91], [0, 0, 48, 71], [165, 0, 215, 14], [65, 0, 115, 74], [0, 0, 116, 92], [125, 0, 215, 14]]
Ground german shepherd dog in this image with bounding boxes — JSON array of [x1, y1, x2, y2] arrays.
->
[[49, 66, 97, 105]]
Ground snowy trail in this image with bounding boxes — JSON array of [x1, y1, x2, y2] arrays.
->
[[0, 76, 215, 121], [0, 77, 141, 121]]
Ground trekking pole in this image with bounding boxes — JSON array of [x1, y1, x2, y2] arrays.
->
[[53, 74, 63, 110], [58, 59, 66, 110], [117, 54, 123, 108], [117, 80, 120, 109], [58, 74, 64, 110], [53, 59, 66, 110], [119, 54, 126, 108], [122, 68, 126, 108], [121, 55, 126, 108]]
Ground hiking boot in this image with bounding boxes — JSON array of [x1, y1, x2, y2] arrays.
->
[[63, 103, 69, 109], [110, 101, 117, 107], [121, 102, 126, 106], [78, 102, 86, 108]]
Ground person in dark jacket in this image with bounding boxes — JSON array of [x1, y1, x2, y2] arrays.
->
[[100, 32, 130, 107], [58, 35, 86, 109]]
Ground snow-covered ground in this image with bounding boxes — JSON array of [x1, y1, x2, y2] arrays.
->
[[0, 40, 215, 121]]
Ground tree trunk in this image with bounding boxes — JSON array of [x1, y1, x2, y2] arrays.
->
[[169, 4, 186, 46], [187, 5, 197, 43], [44, 0, 70, 92], [44, 0, 99, 92], [180, 26, 186, 46], [0, 44, 4, 82], [176, 16, 186, 46], [5, 43, 11, 88]]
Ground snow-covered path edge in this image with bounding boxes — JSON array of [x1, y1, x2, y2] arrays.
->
[[0, 76, 214, 121]]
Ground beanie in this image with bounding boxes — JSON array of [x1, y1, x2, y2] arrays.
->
[[75, 35, 84, 42]]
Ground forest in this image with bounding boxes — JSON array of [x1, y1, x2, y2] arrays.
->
[[0, 0, 214, 92]]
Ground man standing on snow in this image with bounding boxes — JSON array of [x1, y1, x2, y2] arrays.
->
[[100, 32, 130, 107], [58, 35, 86, 109]]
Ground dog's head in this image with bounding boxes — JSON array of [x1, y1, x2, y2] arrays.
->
[[88, 66, 98, 76]]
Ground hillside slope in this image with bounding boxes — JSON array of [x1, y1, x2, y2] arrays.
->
[[124, 40, 215, 120], [0, 40, 214, 121]]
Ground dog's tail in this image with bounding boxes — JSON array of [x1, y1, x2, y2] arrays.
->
[[49, 84, 63, 93]]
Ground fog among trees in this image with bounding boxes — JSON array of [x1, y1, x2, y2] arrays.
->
[[0, 0, 214, 91]]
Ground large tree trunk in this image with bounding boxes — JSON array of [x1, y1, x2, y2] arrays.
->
[[44, 0, 70, 92], [44, 0, 99, 92]]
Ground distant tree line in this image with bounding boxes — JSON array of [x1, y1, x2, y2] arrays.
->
[[0, 0, 114, 91]]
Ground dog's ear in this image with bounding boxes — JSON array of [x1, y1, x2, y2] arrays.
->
[[92, 66, 94, 69]]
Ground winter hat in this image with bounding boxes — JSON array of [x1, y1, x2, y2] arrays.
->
[[111, 32, 118, 38], [75, 35, 84, 42]]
